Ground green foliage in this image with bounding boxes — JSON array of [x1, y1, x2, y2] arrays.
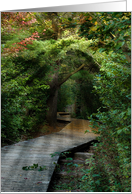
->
[[78, 12, 131, 192], [64, 157, 78, 167], [1, 40, 50, 144], [22, 164, 47, 171], [86, 55, 131, 191], [1, 13, 131, 192], [80, 156, 111, 192], [1, 34, 96, 143], [57, 79, 75, 112], [70, 70, 102, 119], [50, 151, 71, 158], [50, 152, 61, 157], [79, 12, 131, 63]]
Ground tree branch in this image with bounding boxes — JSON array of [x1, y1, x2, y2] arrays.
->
[[88, 52, 101, 68], [58, 63, 85, 86]]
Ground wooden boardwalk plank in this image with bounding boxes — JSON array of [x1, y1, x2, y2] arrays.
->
[[1, 117, 98, 192]]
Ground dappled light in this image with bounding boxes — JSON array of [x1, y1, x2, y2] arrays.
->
[[1, 12, 131, 192]]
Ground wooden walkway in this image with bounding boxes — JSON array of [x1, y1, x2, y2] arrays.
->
[[1, 115, 98, 192]]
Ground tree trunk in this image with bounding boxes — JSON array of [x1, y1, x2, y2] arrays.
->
[[46, 63, 92, 127], [46, 72, 59, 127], [47, 86, 59, 128]]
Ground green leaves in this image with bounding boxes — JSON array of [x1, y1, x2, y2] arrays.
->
[[38, 166, 47, 171], [22, 164, 38, 170], [66, 157, 73, 161], [79, 12, 131, 62], [22, 166, 29, 170], [84, 17, 131, 190], [22, 164, 47, 171], [33, 163, 38, 168], [85, 130, 90, 133], [50, 152, 61, 157], [99, 48, 105, 53]]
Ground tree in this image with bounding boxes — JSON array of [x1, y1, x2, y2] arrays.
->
[[38, 37, 99, 127], [1, 12, 52, 143], [78, 12, 131, 191], [2, 12, 100, 128], [1, 40, 50, 143], [2, 37, 99, 130], [78, 12, 131, 64], [69, 69, 102, 119], [34, 12, 80, 40]]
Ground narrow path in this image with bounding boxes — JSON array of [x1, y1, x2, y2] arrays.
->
[[1, 114, 98, 192]]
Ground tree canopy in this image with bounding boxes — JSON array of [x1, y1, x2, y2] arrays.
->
[[1, 12, 131, 192]]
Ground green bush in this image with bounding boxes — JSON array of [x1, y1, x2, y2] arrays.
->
[[84, 56, 131, 192], [57, 79, 75, 112], [1, 42, 50, 144], [70, 70, 102, 119]]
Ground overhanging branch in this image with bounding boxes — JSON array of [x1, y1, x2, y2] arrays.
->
[[58, 63, 85, 86], [88, 52, 101, 68]]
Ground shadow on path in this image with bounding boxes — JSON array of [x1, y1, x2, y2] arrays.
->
[[1, 113, 98, 192]]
